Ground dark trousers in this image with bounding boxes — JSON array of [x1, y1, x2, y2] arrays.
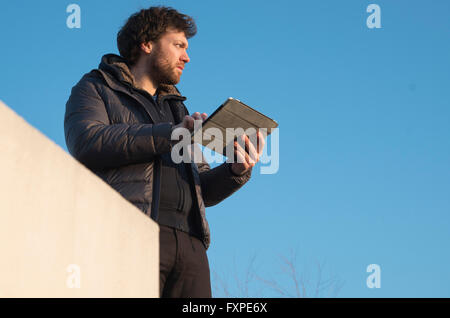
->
[[159, 225, 212, 298]]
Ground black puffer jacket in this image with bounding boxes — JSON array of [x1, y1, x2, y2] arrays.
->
[[64, 54, 252, 249]]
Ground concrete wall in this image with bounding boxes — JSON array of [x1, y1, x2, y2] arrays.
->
[[0, 101, 159, 297]]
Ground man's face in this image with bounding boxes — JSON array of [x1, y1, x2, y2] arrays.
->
[[147, 29, 190, 86]]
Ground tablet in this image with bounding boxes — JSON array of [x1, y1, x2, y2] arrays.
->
[[191, 97, 278, 156]]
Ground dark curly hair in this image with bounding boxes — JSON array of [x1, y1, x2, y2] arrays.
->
[[117, 6, 197, 66]]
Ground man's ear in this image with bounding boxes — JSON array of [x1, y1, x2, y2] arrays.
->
[[140, 41, 152, 54]]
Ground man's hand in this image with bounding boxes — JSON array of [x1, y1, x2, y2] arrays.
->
[[231, 130, 266, 176], [171, 112, 207, 144], [176, 112, 208, 132]]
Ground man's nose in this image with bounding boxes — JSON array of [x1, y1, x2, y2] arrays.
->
[[181, 51, 190, 63]]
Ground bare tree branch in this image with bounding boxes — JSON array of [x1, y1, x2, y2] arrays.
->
[[212, 249, 344, 298]]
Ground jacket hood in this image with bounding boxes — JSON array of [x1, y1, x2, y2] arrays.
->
[[98, 53, 182, 97]]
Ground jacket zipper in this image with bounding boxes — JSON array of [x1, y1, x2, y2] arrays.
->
[[174, 167, 183, 211]]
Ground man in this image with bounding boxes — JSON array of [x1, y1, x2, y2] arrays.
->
[[64, 6, 265, 298]]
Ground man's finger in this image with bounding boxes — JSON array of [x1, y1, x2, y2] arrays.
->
[[191, 112, 201, 120], [235, 139, 256, 165], [248, 134, 260, 163], [241, 134, 259, 164], [184, 116, 195, 131], [234, 146, 251, 168]]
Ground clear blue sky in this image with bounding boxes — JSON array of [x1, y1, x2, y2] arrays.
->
[[1, 0, 449, 297]]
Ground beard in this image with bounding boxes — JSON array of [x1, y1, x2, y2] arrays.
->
[[148, 48, 181, 86]]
